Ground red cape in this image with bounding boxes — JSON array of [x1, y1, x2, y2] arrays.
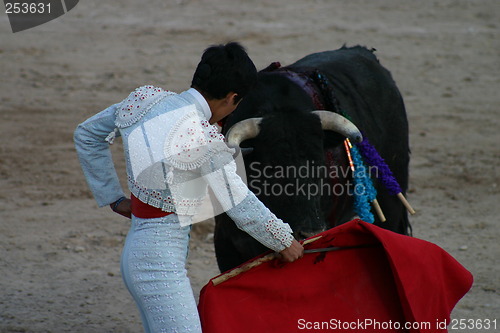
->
[[198, 219, 473, 333]]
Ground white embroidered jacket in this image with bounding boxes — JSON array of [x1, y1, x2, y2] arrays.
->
[[74, 86, 294, 252]]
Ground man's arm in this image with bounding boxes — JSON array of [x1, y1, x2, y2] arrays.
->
[[74, 104, 127, 211]]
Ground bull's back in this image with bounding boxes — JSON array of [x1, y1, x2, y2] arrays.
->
[[289, 46, 403, 119], [292, 46, 377, 66], [290, 45, 408, 178]]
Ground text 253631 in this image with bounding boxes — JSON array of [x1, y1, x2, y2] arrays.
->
[[5, 2, 51, 14], [450, 318, 497, 330]]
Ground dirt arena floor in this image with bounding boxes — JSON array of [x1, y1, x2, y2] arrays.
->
[[0, 0, 498, 332]]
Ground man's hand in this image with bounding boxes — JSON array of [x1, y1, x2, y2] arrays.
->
[[110, 198, 132, 219], [278, 239, 304, 263]]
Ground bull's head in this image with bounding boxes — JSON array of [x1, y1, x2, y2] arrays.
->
[[225, 108, 362, 240]]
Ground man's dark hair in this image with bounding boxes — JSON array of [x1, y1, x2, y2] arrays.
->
[[191, 42, 257, 102]]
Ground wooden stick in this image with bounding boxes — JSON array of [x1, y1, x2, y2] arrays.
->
[[212, 235, 323, 286], [212, 253, 277, 286], [397, 192, 416, 215], [303, 235, 322, 245], [371, 199, 386, 222], [344, 139, 355, 172]]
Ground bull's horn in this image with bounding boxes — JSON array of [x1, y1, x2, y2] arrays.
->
[[226, 117, 263, 147], [312, 110, 363, 143]]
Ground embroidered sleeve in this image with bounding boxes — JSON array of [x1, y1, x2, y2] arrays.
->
[[74, 104, 126, 207], [227, 192, 294, 252], [200, 151, 294, 252]]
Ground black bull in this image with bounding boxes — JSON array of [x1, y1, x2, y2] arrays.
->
[[214, 46, 410, 272]]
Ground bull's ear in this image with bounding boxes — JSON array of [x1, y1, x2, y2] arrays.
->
[[227, 145, 254, 159], [241, 148, 254, 156]]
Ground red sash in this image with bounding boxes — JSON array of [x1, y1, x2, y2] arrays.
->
[[131, 194, 174, 219]]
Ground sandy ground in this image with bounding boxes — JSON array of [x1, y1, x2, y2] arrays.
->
[[0, 0, 499, 332]]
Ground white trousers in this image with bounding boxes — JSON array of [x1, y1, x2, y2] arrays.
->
[[121, 215, 202, 333]]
